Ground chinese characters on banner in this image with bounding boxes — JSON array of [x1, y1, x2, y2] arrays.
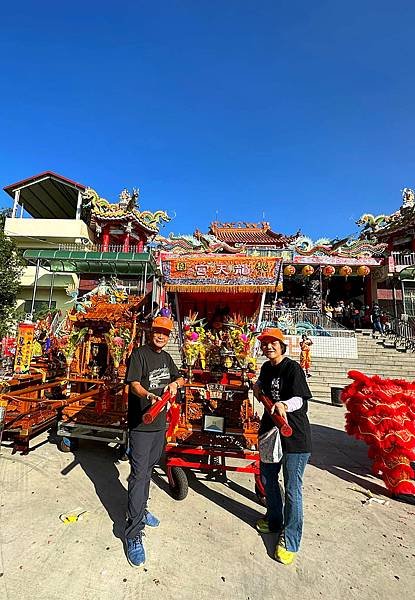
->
[[163, 255, 283, 291], [13, 323, 35, 374]]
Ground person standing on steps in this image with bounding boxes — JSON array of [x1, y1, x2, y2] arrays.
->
[[253, 327, 312, 566], [299, 333, 313, 377], [371, 302, 384, 336], [125, 316, 185, 567]]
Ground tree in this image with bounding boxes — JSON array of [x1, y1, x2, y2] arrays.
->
[[0, 209, 25, 338]]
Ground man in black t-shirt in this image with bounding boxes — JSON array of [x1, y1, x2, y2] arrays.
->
[[371, 302, 384, 335], [125, 316, 184, 567], [253, 327, 312, 566]]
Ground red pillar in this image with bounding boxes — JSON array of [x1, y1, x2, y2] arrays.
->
[[123, 232, 130, 252], [365, 274, 373, 307], [138, 238, 144, 252], [102, 225, 110, 251]]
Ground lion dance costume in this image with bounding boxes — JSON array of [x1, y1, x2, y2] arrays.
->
[[341, 371, 415, 500]]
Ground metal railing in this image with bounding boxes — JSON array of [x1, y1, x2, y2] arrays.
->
[[391, 250, 415, 267], [58, 243, 147, 253], [260, 307, 355, 337], [384, 315, 415, 352]]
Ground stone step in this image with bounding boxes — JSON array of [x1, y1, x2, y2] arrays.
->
[[313, 358, 414, 365], [311, 364, 415, 372], [164, 330, 415, 384]]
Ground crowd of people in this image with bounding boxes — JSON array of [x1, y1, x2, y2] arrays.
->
[[271, 296, 392, 335], [323, 300, 391, 333]]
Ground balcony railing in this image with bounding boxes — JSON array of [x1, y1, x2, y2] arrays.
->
[[58, 243, 148, 253], [260, 307, 355, 337], [391, 251, 415, 267]]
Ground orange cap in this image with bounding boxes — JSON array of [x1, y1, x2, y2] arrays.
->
[[257, 327, 286, 344], [152, 316, 173, 333]]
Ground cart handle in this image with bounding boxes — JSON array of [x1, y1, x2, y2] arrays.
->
[[142, 389, 175, 425], [258, 394, 293, 437]]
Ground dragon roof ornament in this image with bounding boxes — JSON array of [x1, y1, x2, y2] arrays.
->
[[155, 230, 244, 255], [355, 187, 415, 238], [81, 187, 170, 234], [292, 235, 387, 258]]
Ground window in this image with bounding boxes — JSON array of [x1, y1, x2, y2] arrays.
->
[[23, 300, 56, 315]]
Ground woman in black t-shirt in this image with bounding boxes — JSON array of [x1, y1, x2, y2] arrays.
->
[[253, 327, 311, 566]]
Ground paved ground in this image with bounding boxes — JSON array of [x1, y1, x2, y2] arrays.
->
[[1, 401, 414, 600]]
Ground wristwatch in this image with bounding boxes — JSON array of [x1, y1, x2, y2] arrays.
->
[[146, 392, 156, 402]]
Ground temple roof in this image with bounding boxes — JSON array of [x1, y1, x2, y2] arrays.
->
[[72, 295, 145, 322], [374, 206, 415, 238], [356, 188, 415, 240], [82, 187, 170, 236], [209, 221, 299, 246]]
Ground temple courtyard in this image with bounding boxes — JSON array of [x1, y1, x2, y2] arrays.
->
[[0, 400, 414, 600]]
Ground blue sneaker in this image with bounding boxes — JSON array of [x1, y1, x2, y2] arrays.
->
[[143, 509, 160, 527], [126, 531, 146, 567]]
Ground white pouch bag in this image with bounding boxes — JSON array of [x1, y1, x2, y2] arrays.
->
[[258, 426, 283, 463]]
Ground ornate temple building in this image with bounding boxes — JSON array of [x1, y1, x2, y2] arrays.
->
[[4, 170, 413, 321], [157, 220, 386, 313], [355, 187, 415, 316], [82, 186, 170, 253], [3, 172, 169, 316]]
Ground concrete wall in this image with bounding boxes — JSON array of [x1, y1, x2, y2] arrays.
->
[[16, 266, 79, 315], [284, 334, 358, 359], [4, 218, 94, 247]]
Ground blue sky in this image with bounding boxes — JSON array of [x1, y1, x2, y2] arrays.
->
[[1, 1, 415, 241]]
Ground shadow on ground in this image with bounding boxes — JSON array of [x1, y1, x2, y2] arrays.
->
[[59, 441, 128, 539], [310, 423, 388, 496]]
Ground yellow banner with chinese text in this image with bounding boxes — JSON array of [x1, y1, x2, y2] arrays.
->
[[163, 255, 283, 293], [13, 323, 35, 374]]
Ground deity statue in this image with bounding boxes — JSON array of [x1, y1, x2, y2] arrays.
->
[[401, 187, 415, 209], [119, 188, 139, 212]]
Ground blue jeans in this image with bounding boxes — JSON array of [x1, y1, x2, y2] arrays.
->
[[372, 318, 384, 334], [260, 453, 310, 552]]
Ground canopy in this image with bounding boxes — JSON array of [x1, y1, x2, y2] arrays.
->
[[399, 266, 415, 281], [4, 171, 85, 219], [23, 249, 158, 276]]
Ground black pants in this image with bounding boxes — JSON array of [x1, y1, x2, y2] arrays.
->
[[125, 428, 165, 539]]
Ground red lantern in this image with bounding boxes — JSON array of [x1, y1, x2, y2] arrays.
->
[[357, 265, 370, 278], [284, 265, 296, 277], [302, 265, 314, 277], [339, 265, 353, 279], [322, 265, 335, 278]]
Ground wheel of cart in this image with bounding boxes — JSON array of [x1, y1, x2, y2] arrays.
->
[[165, 443, 263, 503], [58, 436, 79, 453], [167, 465, 189, 500]]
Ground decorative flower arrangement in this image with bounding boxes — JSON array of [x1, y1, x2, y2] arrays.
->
[[225, 313, 258, 369], [105, 326, 131, 368], [57, 327, 88, 362], [182, 311, 208, 367]]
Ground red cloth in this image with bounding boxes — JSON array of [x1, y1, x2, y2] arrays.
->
[[342, 370, 415, 495]]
